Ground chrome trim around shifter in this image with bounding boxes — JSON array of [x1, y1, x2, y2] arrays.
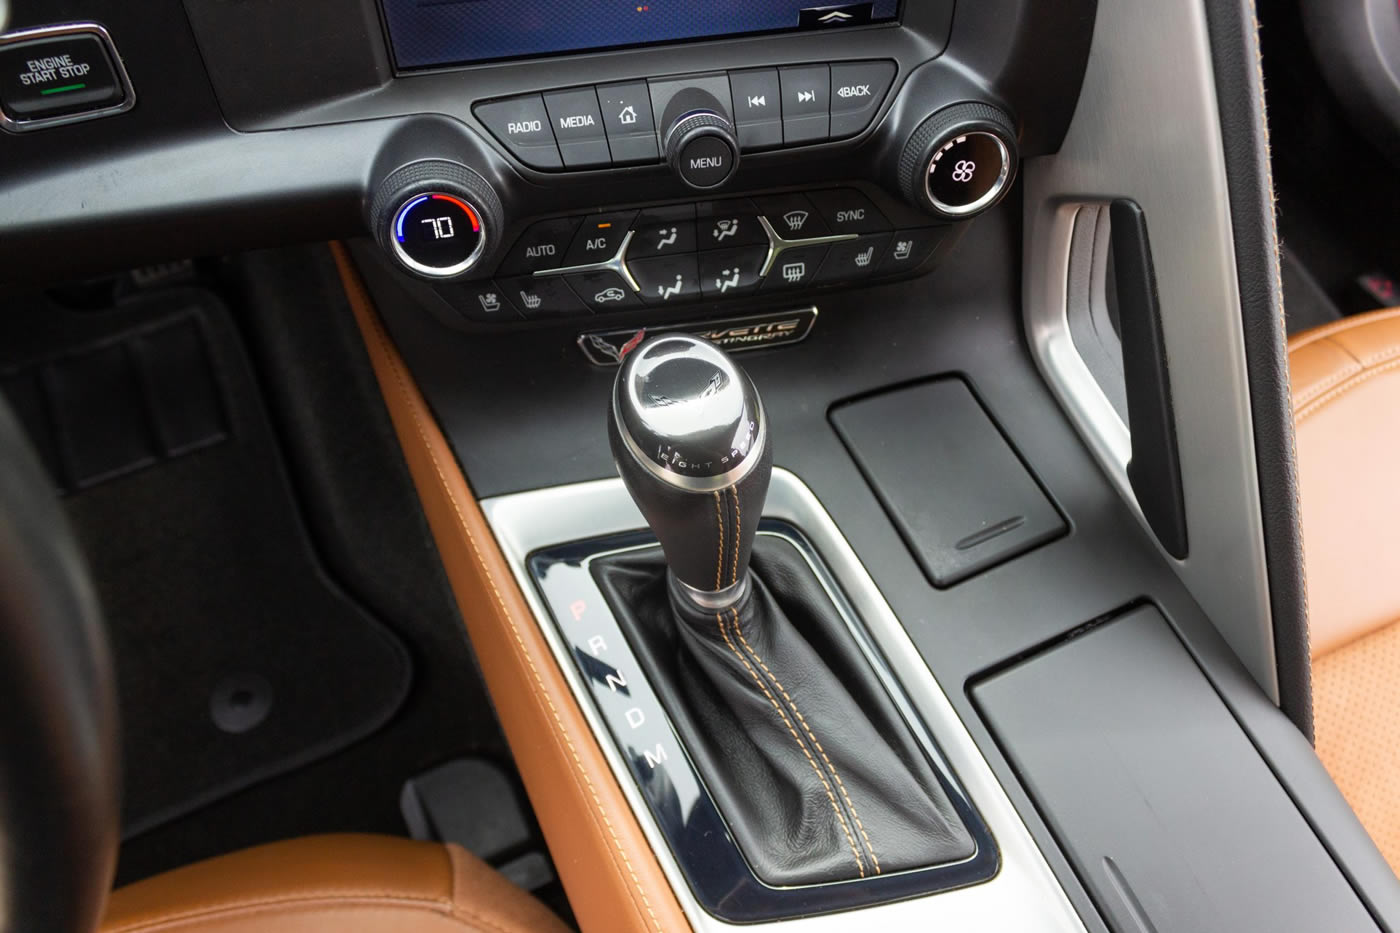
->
[[483, 469, 1087, 932]]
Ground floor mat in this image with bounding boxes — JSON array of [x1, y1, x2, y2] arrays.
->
[[0, 286, 412, 838]]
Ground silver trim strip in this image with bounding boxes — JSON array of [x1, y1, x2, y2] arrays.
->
[[534, 229, 641, 292], [1021, 0, 1279, 699], [483, 469, 1086, 932], [0, 22, 135, 133], [756, 214, 859, 277]]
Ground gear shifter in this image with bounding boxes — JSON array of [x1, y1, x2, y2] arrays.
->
[[607, 334, 773, 609], [598, 335, 974, 888]]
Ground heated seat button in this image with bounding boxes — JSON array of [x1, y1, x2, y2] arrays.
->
[[779, 65, 831, 144], [475, 95, 563, 170], [0, 32, 124, 122], [629, 254, 701, 306], [566, 270, 643, 311], [498, 275, 589, 318], [878, 228, 947, 275], [829, 61, 896, 138], [728, 68, 783, 151], [699, 247, 767, 299], [564, 211, 637, 266], [755, 193, 829, 240], [544, 88, 611, 168], [809, 188, 892, 234], [815, 233, 892, 283], [696, 199, 768, 251], [498, 217, 582, 274], [628, 204, 697, 260]]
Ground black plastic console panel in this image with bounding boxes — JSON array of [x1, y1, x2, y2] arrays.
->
[[974, 606, 1376, 933]]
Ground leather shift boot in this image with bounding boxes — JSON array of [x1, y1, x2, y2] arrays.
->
[[593, 536, 974, 887]]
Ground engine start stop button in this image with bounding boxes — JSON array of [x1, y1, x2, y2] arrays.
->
[[0, 30, 126, 125]]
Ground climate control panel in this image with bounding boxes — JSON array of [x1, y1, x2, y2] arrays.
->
[[437, 189, 945, 323]]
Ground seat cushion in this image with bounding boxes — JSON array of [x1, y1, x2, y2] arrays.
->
[[1290, 307, 1400, 874], [100, 835, 570, 933]]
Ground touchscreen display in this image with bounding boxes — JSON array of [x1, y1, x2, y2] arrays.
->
[[381, 1, 902, 70]]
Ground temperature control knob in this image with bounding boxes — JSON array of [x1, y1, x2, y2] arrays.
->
[[370, 161, 503, 280], [898, 103, 1018, 220]]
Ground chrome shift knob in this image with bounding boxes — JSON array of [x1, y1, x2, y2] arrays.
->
[[608, 334, 773, 607]]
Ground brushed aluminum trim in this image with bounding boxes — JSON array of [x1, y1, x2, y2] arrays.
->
[[483, 469, 1086, 931]]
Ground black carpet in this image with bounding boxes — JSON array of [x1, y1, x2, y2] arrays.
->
[[0, 286, 413, 840]]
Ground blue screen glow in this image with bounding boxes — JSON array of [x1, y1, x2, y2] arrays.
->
[[382, 1, 902, 70]]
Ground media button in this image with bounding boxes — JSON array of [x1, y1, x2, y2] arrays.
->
[[544, 88, 611, 168], [597, 81, 659, 164], [830, 60, 896, 138], [696, 199, 768, 251], [755, 193, 829, 240], [497, 275, 589, 318], [499, 217, 583, 275], [629, 255, 701, 306], [699, 247, 767, 299], [814, 233, 892, 284], [779, 65, 830, 144], [564, 211, 637, 266], [628, 204, 697, 260], [808, 189, 891, 234], [760, 246, 828, 292], [728, 68, 783, 151], [566, 270, 644, 312], [475, 95, 563, 170]]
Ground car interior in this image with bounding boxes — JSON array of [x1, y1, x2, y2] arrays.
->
[[4, 0, 1400, 931]]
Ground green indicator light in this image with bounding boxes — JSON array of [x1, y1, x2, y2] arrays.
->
[[39, 83, 87, 95]]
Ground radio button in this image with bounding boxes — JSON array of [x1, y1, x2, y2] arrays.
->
[[728, 68, 783, 151], [779, 64, 831, 144], [564, 211, 637, 266], [755, 193, 829, 240], [475, 95, 563, 170], [497, 275, 589, 318], [809, 189, 891, 234], [499, 217, 583, 275], [761, 246, 828, 292], [696, 200, 768, 251], [815, 233, 892, 284], [544, 88, 611, 168], [566, 270, 644, 311], [629, 204, 697, 260], [597, 81, 659, 164], [699, 247, 767, 299], [629, 254, 701, 306], [830, 61, 895, 138]]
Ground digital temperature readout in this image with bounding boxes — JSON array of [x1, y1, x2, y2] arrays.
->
[[391, 193, 486, 277]]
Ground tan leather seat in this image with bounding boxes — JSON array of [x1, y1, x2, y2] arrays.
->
[[99, 834, 570, 933], [1289, 307, 1400, 874]]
